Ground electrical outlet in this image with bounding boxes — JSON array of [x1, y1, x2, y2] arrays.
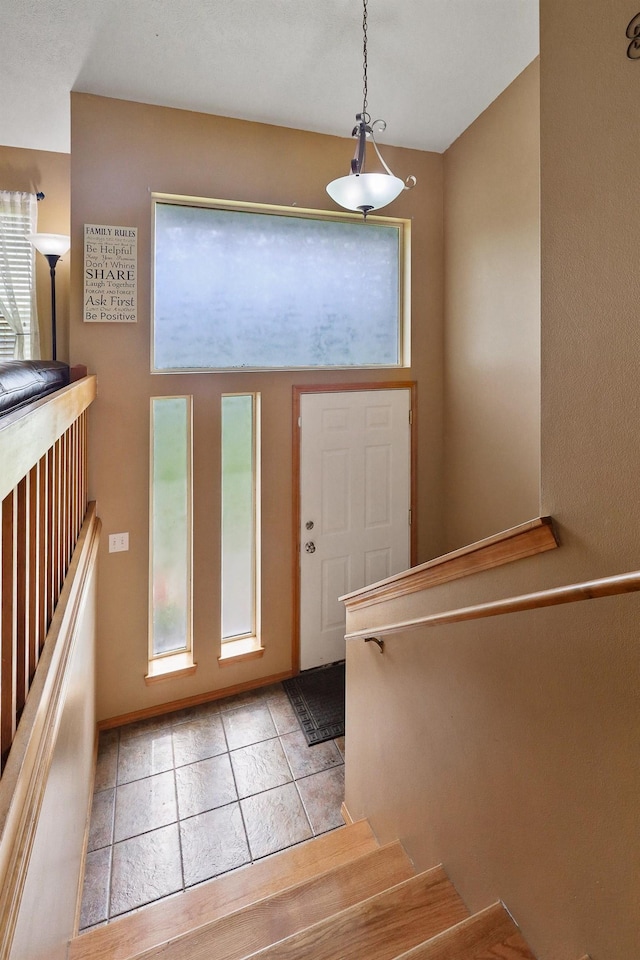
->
[[108, 532, 129, 553]]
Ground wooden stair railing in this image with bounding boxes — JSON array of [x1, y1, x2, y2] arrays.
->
[[345, 568, 640, 642], [0, 374, 96, 772], [343, 517, 559, 611]]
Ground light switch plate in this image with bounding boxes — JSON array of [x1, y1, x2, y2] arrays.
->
[[108, 532, 129, 553]]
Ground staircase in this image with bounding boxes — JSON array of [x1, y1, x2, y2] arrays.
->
[[68, 820, 587, 960]]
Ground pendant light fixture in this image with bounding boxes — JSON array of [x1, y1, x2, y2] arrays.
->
[[326, 0, 416, 218]]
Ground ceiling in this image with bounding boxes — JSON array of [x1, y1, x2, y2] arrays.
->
[[2, 0, 538, 156]]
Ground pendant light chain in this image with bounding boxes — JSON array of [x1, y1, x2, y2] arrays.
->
[[362, 0, 369, 120], [326, 0, 416, 216]]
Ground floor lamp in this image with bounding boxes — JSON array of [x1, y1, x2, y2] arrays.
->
[[28, 233, 71, 361]]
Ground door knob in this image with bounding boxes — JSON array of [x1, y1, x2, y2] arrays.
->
[[305, 541, 316, 554]]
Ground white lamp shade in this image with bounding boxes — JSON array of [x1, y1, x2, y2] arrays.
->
[[27, 233, 71, 257], [326, 172, 405, 213]]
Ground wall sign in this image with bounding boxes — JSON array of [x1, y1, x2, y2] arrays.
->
[[84, 224, 137, 322]]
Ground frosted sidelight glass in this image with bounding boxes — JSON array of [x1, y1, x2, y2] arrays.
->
[[221, 395, 257, 640], [150, 397, 191, 656], [153, 202, 402, 370]]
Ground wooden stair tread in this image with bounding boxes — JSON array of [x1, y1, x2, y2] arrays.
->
[[395, 902, 536, 960], [69, 820, 378, 960], [243, 865, 470, 960], [133, 841, 415, 960]]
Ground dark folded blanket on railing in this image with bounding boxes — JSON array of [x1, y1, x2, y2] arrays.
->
[[0, 360, 70, 415]]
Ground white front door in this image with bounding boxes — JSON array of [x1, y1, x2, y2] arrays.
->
[[299, 389, 411, 671]]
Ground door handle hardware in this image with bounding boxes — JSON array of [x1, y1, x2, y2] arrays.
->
[[305, 541, 316, 554], [364, 636, 384, 653], [305, 520, 314, 530]]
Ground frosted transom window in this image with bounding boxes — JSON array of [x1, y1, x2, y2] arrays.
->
[[153, 201, 404, 370]]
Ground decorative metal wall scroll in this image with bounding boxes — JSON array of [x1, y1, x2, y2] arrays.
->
[[626, 14, 640, 58]]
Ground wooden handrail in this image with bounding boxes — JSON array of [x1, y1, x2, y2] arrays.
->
[[0, 502, 101, 958], [0, 376, 96, 502], [345, 569, 640, 641], [341, 517, 558, 610], [0, 376, 96, 773]]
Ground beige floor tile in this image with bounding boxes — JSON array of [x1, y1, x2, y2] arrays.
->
[[79, 846, 111, 929], [179, 699, 222, 722], [230, 738, 293, 799], [175, 753, 237, 819], [114, 770, 177, 842], [260, 684, 290, 705], [180, 803, 250, 886], [117, 728, 174, 785], [172, 714, 227, 766], [119, 713, 176, 741], [99, 727, 120, 748], [241, 782, 312, 859], [110, 824, 183, 917], [218, 687, 268, 711], [94, 737, 118, 792], [268, 697, 301, 735], [280, 729, 343, 779], [88, 787, 115, 851], [222, 703, 277, 750], [296, 766, 346, 835]]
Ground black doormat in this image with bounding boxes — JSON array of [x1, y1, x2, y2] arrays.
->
[[283, 661, 345, 746]]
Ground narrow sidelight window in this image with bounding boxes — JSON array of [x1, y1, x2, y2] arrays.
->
[[221, 394, 259, 643], [150, 396, 192, 657]]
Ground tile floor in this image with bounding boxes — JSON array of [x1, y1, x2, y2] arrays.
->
[[80, 681, 346, 930]]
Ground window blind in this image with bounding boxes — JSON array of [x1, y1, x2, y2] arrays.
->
[[0, 205, 35, 359]]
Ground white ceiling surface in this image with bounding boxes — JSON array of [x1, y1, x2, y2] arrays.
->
[[2, 0, 538, 155]]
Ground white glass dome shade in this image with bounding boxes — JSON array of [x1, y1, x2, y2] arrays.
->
[[326, 171, 405, 214], [27, 233, 71, 258]]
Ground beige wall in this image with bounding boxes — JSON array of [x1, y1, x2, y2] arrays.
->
[[69, 94, 444, 721], [346, 4, 639, 959], [443, 60, 540, 550], [0, 147, 71, 360]]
